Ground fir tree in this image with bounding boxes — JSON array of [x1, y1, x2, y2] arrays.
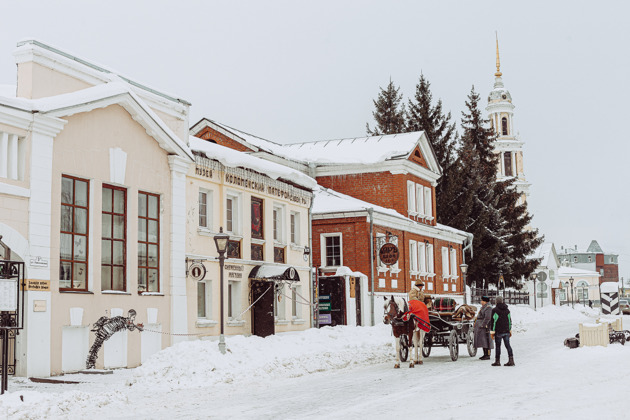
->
[[366, 79, 406, 135], [405, 74, 458, 224]]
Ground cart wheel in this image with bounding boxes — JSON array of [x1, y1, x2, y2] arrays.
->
[[449, 330, 459, 361], [422, 333, 432, 358], [467, 328, 477, 357], [399, 334, 409, 362]]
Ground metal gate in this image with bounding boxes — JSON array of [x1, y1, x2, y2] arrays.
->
[[0, 260, 24, 389]]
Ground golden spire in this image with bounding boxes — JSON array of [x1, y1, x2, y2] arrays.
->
[[495, 32, 502, 77]]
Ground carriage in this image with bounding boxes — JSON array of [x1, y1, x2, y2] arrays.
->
[[387, 296, 477, 364]]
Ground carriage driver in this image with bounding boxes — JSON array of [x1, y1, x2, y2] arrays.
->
[[409, 280, 425, 302]]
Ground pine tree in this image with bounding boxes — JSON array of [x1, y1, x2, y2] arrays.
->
[[366, 79, 406, 135], [405, 74, 458, 224]]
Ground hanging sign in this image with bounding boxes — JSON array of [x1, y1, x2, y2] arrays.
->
[[189, 262, 206, 281], [379, 243, 399, 266]]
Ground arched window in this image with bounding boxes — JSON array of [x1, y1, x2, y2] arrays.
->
[[501, 117, 508, 135], [504, 152, 513, 177], [577, 281, 589, 301]]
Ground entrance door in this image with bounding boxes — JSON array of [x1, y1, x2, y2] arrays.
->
[[251, 280, 275, 337], [318, 277, 346, 327]]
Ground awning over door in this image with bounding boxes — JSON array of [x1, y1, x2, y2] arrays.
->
[[249, 264, 300, 282]]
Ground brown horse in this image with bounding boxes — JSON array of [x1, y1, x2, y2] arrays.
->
[[383, 296, 426, 368]]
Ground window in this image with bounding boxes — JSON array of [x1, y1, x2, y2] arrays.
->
[[273, 204, 284, 243], [443, 283, 449, 291], [322, 234, 342, 267], [588, 256, 592, 263], [227, 240, 241, 259], [251, 197, 263, 239], [274, 284, 286, 321], [577, 281, 589, 300], [427, 244, 434, 274], [197, 280, 212, 319], [251, 243, 264, 261], [427, 282, 434, 291], [290, 212, 300, 245], [274, 246, 285, 263], [60, 175, 89, 291], [228, 281, 240, 320], [441, 247, 450, 278], [291, 285, 301, 319], [416, 184, 424, 215], [573, 256, 578, 263], [407, 181, 415, 213], [226, 193, 240, 234], [409, 241, 418, 272], [0, 132, 24, 181], [418, 242, 427, 274], [501, 117, 508, 135], [102, 185, 126, 291], [504, 152, 513, 177], [424, 188, 432, 218], [199, 190, 212, 229], [138, 191, 160, 293], [450, 248, 458, 278]]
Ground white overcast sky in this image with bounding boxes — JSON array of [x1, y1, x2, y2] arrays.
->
[[2, 1, 629, 280]]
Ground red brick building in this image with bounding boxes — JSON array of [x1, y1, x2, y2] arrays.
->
[[190, 118, 472, 326]]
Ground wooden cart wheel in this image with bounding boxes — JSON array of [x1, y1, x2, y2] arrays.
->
[[449, 330, 459, 361], [422, 333, 432, 357], [467, 327, 477, 357], [399, 334, 409, 362]]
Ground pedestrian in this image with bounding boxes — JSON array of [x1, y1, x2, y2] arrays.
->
[[490, 296, 514, 366], [588, 299, 593, 309], [474, 296, 493, 360]]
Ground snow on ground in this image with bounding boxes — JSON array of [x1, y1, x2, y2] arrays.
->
[[1, 305, 629, 419]]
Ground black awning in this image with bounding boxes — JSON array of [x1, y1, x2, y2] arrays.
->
[[249, 264, 300, 282]]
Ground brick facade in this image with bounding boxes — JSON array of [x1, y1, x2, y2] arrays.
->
[[196, 126, 253, 152]]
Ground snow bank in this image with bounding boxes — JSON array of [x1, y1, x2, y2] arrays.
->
[[129, 324, 394, 390]]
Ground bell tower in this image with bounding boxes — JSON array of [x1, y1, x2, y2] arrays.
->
[[486, 34, 530, 203]]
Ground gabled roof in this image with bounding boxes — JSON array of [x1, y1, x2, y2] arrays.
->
[[0, 82, 193, 161], [586, 240, 603, 253], [529, 242, 559, 268]]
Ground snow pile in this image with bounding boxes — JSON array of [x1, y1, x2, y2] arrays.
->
[[130, 324, 394, 390]]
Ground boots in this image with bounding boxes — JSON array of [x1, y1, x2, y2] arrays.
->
[[491, 357, 501, 366], [479, 348, 490, 360], [504, 356, 515, 366]]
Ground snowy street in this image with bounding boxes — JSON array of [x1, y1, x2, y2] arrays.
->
[[1, 305, 629, 419]]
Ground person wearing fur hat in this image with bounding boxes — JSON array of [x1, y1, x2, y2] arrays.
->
[[490, 296, 514, 366], [474, 296, 493, 360], [409, 281, 425, 302]]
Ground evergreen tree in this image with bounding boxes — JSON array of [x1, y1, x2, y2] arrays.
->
[[366, 79, 406, 135], [405, 74, 458, 224]]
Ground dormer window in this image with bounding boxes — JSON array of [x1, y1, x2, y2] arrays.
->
[[501, 117, 508, 135]]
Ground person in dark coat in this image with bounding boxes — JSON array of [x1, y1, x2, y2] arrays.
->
[[490, 296, 514, 366], [474, 296, 493, 360]]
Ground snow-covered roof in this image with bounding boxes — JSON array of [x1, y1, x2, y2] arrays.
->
[[600, 282, 619, 293], [557, 266, 600, 277], [189, 136, 317, 190], [529, 243, 557, 267]]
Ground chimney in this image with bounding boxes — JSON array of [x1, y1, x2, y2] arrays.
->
[[575, 245, 577, 251]]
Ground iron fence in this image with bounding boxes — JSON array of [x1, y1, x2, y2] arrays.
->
[[470, 287, 529, 305]]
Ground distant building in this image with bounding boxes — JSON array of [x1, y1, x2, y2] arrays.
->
[[527, 243, 560, 307], [557, 240, 619, 285]]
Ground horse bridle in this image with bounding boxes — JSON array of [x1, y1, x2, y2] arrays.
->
[[384, 298, 405, 324]]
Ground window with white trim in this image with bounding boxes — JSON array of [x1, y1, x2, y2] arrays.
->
[[273, 204, 285, 244], [418, 242, 427, 274], [274, 284, 286, 321], [407, 181, 416, 214], [226, 193, 240, 235], [197, 279, 213, 319], [427, 282, 434, 291], [228, 280, 241, 320], [416, 184, 424, 215], [443, 283, 448, 291], [321, 233, 342, 267], [409, 241, 418, 273], [451, 284, 456, 292], [199, 189, 213, 229], [424, 187, 433, 218], [427, 244, 434, 275], [390, 235, 400, 273], [291, 284, 301, 319], [290, 211, 300, 245], [450, 248, 458, 278], [0, 132, 25, 181], [442, 246, 450, 278]]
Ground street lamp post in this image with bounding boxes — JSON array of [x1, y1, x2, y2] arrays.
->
[[213, 227, 230, 355], [569, 277, 574, 309], [460, 263, 468, 305], [530, 272, 537, 311]]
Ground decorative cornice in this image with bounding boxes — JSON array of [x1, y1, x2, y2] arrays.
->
[[0, 182, 30, 198], [168, 155, 192, 174]]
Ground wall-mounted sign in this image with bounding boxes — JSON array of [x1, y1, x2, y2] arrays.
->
[[226, 264, 244, 279], [379, 243, 399, 266], [189, 262, 206, 281], [29, 256, 49, 268], [33, 300, 47, 312], [25, 279, 50, 291], [318, 313, 332, 325], [319, 302, 331, 311]]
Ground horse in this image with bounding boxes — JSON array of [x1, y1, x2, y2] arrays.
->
[[383, 295, 427, 368]]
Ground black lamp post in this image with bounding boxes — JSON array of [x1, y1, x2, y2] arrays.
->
[[460, 263, 468, 304], [213, 227, 230, 354], [530, 272, 537, 311], [569, 277, 574, 309]]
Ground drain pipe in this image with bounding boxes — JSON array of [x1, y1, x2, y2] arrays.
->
[[368, 208, 375, 326], [308, 190, 316, 328]]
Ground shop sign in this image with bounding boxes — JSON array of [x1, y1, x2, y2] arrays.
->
[[319, 302, 331, 311], [319, 313, 332, 325], [25, 279, 50, 291], [379, 243, 399, 266], [225, 264, 244, 279], [189, 263, 206, 281], [318, 295, 330, 300]]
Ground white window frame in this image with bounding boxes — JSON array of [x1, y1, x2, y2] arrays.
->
[[450, 248, 458, 279], [197, 279, 214, 320], [407, 181, 416, 215], [225, 191, 241, 235], [274, 283, 287, 323], [424, 187, 433, 219], [320, 233, 343, 268], [291, 284, 302, 320], [427, 281, 434, 291], [273, 203, 286, 245], [416, 184, 424, 215], [290, 211, 300, 245], [443, 283, 449, 291], [198, 189, 213, 230], [442, 246, 450, 278], [409, 241, 418, 274], [390, 235, 401, 274], [427, 244, 435, 276], [227, 280, 241, 321], [418, 242, 427, 274], [376, 233, 388, 273]]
